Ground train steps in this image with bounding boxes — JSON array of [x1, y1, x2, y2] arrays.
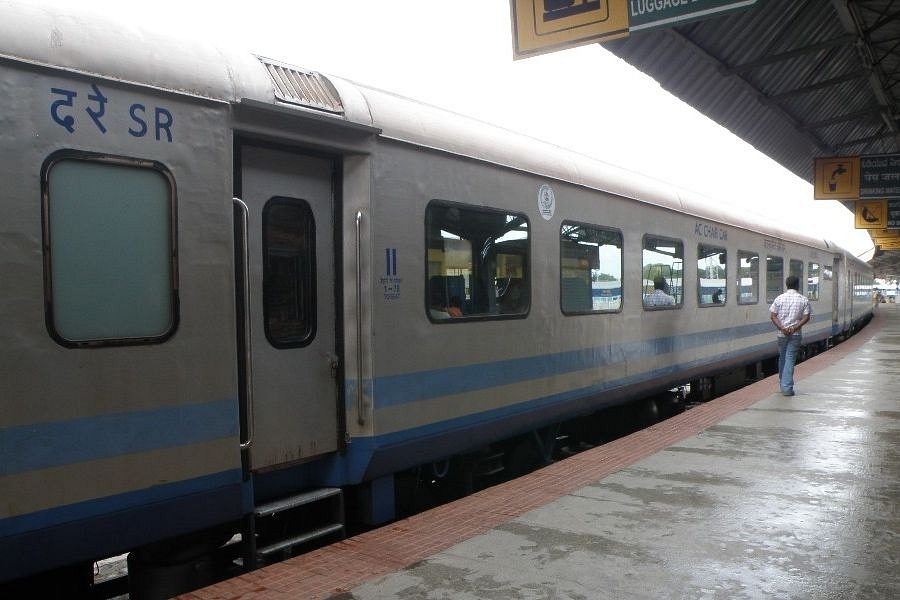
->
[[252, 487, 345, 562]]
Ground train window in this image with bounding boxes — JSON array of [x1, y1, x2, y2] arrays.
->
[[807, 262, 820, 300], [263, 198, 316, 347], [642, 235, 683, 309], [737, 251, 759, 304], [560, 222, 623, 314], [854, 272, 869, 301], [853, 270, 875, 302], [425, 201, 529, 320], [823, 264, 834, 281], [765, 256, 784, 303], [698, 245, 727, 306], [789, 259, 804, 294], [42, 154, 176, 347]]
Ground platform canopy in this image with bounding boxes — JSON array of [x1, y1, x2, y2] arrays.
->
[[603, 0, 900, 274]]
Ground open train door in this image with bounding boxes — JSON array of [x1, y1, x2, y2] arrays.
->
[[235, 144, 341, 470]]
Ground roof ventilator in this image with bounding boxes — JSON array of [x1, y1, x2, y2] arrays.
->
[[257, 57, 344, 115]]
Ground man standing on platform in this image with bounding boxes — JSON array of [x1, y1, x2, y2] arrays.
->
[[769, 275, 811, 396]]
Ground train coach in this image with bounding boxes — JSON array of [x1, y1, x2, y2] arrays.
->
[[0, 2, 874, 598]]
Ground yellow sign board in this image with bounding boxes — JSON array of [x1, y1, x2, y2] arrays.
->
[[814, 156, 860, 200], [870, 229, 900, 240], [877, 239, 900, 250], [855, 200, 888, 229], [510, 1, 758, 59], [511, 0, 629, 59]]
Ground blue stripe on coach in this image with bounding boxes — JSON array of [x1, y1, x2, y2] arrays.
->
[[370, 319, 808, 408], [353, 335, 786, 481], [0, 397, 239, 476]]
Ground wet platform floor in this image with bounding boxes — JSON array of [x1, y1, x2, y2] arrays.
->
[[182, 305, 900, 599]]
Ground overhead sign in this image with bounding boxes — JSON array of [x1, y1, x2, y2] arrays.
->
[[814, 154, 900, 200], [855, 199, 888, 229], [510, 0, 759, 59], [870, 229, 900, 240], [860, 154, 900, 199], [888, 199, 900, 229], [877, 239, 900, 250], [629, 0, 759, 32], [813, 156, 860, 200], [511, 0, 628, 59]]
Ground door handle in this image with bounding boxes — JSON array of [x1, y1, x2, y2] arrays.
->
[[234, 197, 254, 450]]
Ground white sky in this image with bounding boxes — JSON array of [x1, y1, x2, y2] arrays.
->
[[45, 0, 874, 257]]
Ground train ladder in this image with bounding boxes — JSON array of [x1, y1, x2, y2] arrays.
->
[[250, 487, 345, 565]]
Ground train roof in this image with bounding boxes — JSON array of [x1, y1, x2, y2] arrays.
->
[[1, 1, 861, 262]]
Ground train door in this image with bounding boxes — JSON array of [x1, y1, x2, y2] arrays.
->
[[237, 145, 340, 470], [832, 256, 843, 333]]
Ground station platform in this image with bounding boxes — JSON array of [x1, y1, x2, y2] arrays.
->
[[180, 304, 900, 600]]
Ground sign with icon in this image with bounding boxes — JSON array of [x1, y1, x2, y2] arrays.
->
[[855, 200, 888, 229], [510, 0, 758, 59], [814, 156, 860, 199]]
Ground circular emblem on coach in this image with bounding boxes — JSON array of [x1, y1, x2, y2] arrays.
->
[[538, 184, 555, 220]]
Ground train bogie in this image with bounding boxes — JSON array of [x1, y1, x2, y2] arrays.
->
[[0, 2, 874, 597]]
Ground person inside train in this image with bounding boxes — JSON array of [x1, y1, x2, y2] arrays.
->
[[446, 296, 463, 317], [429, 280, 449, 319], [713, 289, 724, 304], [768, 275, 811, 397], [429, 277, 464, 319], [644, 276, 676, 307]]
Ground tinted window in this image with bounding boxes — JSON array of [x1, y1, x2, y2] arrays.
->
[[263, 198, 316, 347], [737, 251, 759, 305], [560, 222, 623, 313], [790, 259, 804, 294], [807, 262, 820, 300], [766, 256, 784, 303], [698, 244, 727, 306], [426, 202, 529, 320], [642, 235, 683, 309]]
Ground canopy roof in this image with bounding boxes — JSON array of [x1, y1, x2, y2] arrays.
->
[[604, 0, 900, 275]]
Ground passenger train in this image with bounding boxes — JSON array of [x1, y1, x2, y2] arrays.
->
[[0, 2, 874, 597]]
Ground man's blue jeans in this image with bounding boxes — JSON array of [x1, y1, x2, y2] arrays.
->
[[777, 333, 802, 393]]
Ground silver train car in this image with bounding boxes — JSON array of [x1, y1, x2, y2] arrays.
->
[[0, 2, 874, 596]]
